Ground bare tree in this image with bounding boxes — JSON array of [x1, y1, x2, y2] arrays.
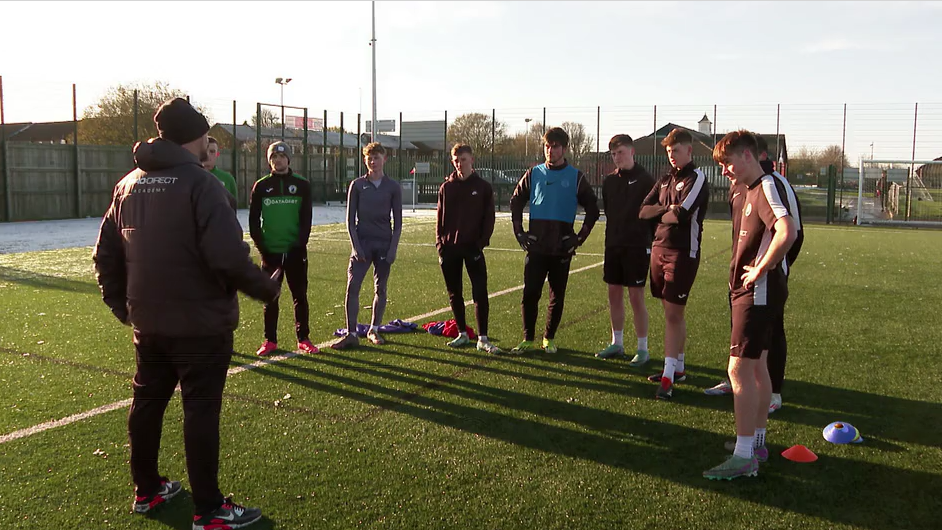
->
[[819, 145, 849, 169], [252, 109, 281, 129], [447, 113, 509, 154], [507, 121, 545, 158], [559, 121, 595, 160], [78, 81, 199, 145]]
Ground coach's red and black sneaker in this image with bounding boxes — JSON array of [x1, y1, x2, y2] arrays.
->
[[133, 479, 182, 514], [192, 498, 262, 529]]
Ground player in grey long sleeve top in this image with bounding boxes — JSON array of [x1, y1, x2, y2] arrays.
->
[[331, 142, 403, 349], [346, 167, 403, 262]]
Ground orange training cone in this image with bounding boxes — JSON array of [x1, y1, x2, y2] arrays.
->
[[782, 444, 818, 463]]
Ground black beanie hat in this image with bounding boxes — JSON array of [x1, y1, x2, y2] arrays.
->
[[154, 98, 210, 145]]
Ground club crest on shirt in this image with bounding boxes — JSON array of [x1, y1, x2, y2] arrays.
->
[[288, 185, 297, 194], [745, 203, 753, 217], [675, 182, 684, 191]]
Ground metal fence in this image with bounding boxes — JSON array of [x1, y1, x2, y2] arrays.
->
[[2, 77, 940, 224], [854, 160, 942, 226]]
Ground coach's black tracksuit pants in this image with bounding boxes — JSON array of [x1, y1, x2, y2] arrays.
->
[[129, 331, 231, 515]]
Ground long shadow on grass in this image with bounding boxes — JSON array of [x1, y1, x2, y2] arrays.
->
[[415, 343, 942, 452], [671, 363, 942, 450], [0, 265, 99, 295], [231, 337, 942, 453], [376, 341, 642, 390], [246, 352, 940, 530], [379, 334, 942, 452]]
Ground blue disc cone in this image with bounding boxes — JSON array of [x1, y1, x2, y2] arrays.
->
[[823, 422, 862, 444]]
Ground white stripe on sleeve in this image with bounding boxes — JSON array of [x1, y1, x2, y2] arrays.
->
[[680, 168, 706, 211], [773, 171, 801, 228], [761, 176, 789, 220]]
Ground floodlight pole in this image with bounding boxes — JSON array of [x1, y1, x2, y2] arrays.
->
[[275, 77, 292, 140], [371, 1, 378, 143], [525, 118, 532, 158]]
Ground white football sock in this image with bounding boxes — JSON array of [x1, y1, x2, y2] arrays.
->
[[734, 436, 754, 459], [662, 357, 678, 382]]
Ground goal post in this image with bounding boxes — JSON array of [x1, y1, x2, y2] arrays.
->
[[856, 158, 942, 227]]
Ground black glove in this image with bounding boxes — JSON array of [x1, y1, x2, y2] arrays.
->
[[516, 231, 537, 252], [561, 234, 583, 255]]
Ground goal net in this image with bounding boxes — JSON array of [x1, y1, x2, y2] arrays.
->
[[856, 159, 942, 227]]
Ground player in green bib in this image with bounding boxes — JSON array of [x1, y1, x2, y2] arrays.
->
[[203, 136, 238, 204], [249, 141, 317, 356]]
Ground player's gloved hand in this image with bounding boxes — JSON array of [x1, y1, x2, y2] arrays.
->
[[561, 234, 583, 255], [516, 231, 537, 252]]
